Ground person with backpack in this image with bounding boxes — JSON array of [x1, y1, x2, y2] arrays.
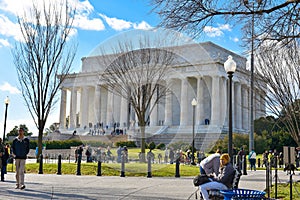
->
[[248, 149, 256, 171]]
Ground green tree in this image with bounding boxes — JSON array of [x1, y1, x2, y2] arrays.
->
[[7, 125, 33, 138], [254, 116, 279, 135]]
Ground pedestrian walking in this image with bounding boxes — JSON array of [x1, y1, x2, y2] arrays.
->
[[248, 149, 256, 171], [11, 127, 30, 190]]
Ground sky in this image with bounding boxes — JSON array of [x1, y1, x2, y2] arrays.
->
[[0, 0, 245, 137]]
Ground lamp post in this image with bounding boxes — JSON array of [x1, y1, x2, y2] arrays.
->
[[191, 98, 197, 165], [224, 56, 236, 160], [243, 0, 261, 155], [3, 96, 10, 142]]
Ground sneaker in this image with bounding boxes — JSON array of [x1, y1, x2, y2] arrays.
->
[[15, 186, 19, 189], [20, 185, 25, 190]]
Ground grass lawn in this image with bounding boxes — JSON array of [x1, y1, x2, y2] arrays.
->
[[6, 162, 200, 177], [268, 182, 300, 200]]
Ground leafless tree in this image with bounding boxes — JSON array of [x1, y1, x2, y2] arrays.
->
[[150, 0, 300, 46], [99, 37, 176, 161], [12, 0, 77, 161], [255, 41, 300, 145]]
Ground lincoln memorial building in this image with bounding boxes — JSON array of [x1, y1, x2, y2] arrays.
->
[[58, 41, 265, 151]]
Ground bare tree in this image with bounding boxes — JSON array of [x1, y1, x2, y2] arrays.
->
[[12, 0, 77, 161], [150, 0, 300, 46], [99, 37, 176, 161], [255, 41, 300, 145]]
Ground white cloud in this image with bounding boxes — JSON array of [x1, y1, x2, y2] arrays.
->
[[0, 82, 21, 94], [230, 37, 239, 42], [99, 14, 132, 31], [100, 14, 153, 32], [0, 0, 105, 41], [0, 14, 22, 42], [204, 26, 224, 37], [0, 38, 10, 47], [219, 24, 232, 31], [133, 21, 152, 30], [74, 15, 105, 31], [204, 23, 232, 37]]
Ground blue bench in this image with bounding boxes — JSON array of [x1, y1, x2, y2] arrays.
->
[[220, 189, 266, 200], [194, 167, 242, 199]]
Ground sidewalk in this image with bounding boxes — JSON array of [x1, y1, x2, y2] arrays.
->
[[0, 170, 298, 199]]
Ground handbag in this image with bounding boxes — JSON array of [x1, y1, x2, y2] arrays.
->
[[193, 174, 210, 186]]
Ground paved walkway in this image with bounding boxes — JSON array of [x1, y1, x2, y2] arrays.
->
[[0, 170, 299, 199]]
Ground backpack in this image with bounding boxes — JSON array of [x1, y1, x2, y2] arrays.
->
[[193, 174, 210, 186]]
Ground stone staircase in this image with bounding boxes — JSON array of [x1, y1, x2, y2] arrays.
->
[[45, 125, 227, 152], [128, 125, 227, 152]]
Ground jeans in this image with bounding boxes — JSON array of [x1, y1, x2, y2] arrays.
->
[[199, 181, 228, 200]]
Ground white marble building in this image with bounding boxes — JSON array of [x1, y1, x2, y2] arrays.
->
[[58, 42, 265, 150]]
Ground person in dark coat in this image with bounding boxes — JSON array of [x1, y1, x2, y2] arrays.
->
[[11, 127, 30, 190], [0, 139, 5, 181], [1, 143, 10, 181]]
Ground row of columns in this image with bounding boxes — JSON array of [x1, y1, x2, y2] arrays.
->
[[59, 75, 265, 132]]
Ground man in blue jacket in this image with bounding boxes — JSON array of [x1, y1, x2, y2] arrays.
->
[[11, 127, 30, 190]]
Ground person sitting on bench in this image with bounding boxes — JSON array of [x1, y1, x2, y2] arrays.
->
[[199, 153, 235, 200]]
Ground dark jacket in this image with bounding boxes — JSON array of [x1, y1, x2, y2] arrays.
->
[[2, 146, 9, 164], [0, 144, 4, 160], [213, 162, 235, 188], [12, 137, 30, 159]]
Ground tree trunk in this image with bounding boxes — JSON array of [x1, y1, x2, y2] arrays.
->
[[140, 125, 146, 162]]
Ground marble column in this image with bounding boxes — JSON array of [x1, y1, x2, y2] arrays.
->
[[94, 85, 101, 125], [231, 80, 235, 130], [80, 86, 89, 129], [59, 88, 67, 129], [100, 87, 107, 127], [120, 95, 129, 128], [235, 83, 242, 129], [106, 90, 113, 127], [69, 87, 77, 129], [211, 76, 220, 125], [242, 86, 249, 130], [150, 89, 158, 126], [164, 90, 172, 126], [180, 78, 188, 126], [196, 77, 204, 125], [221, 77, 227, 126]]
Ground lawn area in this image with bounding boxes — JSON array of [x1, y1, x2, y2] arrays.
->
[[268, 182, 300, 200], [6, 162, 200, 177]]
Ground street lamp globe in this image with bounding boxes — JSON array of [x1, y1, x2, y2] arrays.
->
[[3, 96, 10, 142], [191, 98, 197, 106], [4, 96, 10, 105], [224, 55, 236, 74]]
